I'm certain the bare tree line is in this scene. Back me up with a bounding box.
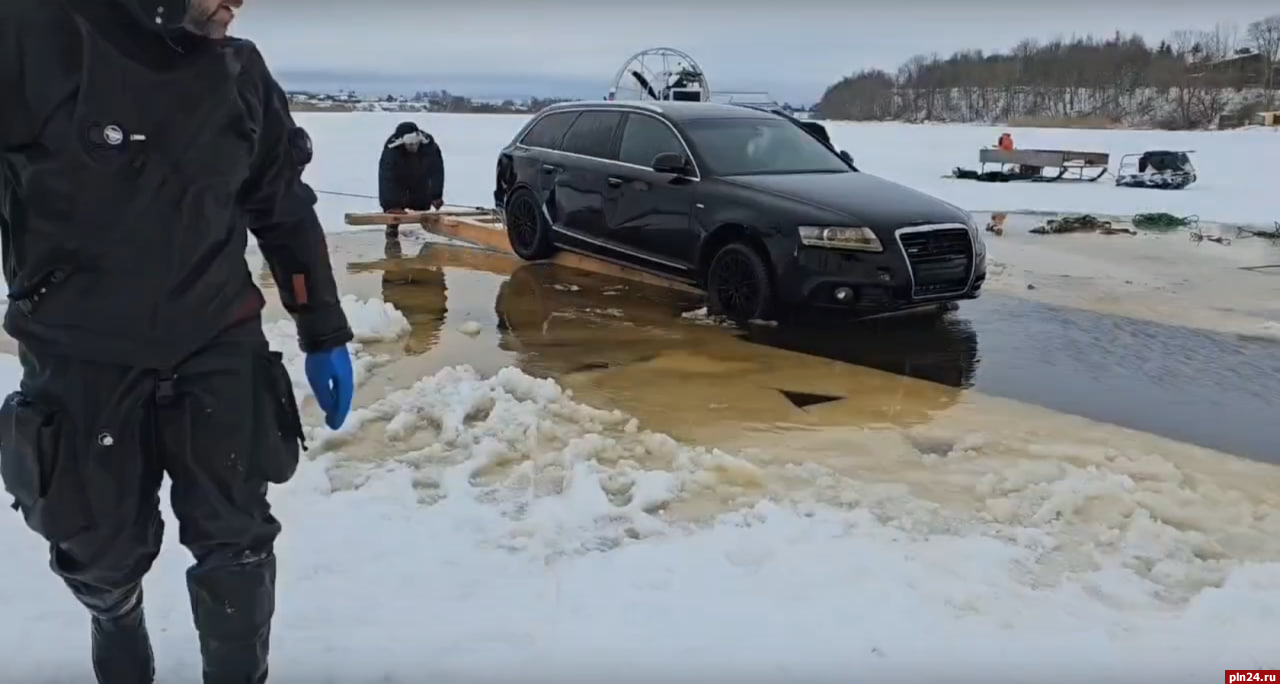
[816,15,1280,129]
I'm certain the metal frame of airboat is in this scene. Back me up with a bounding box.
[604,47,781,107]
[608,47,710,102]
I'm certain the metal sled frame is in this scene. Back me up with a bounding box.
[1114,150,1197,190]
[978,148,1110,182]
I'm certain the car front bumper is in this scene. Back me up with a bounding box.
[768,224,986,314]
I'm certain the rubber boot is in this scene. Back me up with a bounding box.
[188,552,277,684]
[90,589,155,684]
[384,234,403,260]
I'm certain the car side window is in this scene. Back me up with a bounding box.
[520,112,578,150]
[559,111,623,159]
[616,114,685,167]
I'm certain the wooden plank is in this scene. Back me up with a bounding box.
[420,214,513,251]
[380,245,523,280]
[344,209,492,226]
[419,214,701,294]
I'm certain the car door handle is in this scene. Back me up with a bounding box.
[541,164,561,174]
[606,177,624,187]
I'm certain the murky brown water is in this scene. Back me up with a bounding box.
[253,229,1280,596]
[319,229,1280,463]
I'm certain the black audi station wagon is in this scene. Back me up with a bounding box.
[493,100,986,321]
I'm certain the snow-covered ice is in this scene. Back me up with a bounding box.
[3,296,1280,681]
[297,113,1280,228]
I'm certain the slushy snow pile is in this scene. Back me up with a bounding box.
[3,297,1278,682]
[263,293,410,400]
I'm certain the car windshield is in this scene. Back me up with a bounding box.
[681,118,850,176]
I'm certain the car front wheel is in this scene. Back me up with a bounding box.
[705,242,776,322]
[504,189,556,261]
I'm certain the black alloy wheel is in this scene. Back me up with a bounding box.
[706,242,776,322]
[505,189,556,260]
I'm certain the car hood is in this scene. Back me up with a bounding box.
[721,172,970,229]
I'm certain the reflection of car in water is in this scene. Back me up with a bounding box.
[492,259,979,389]
[742,315,979,388]
[494,262,702,367]
[358,240,980,393]
[359,244,974,426]
[493,100,986,324]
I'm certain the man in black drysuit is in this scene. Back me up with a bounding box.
[378,121,445,237]
[0,1,356,682]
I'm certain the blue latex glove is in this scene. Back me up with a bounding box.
[304,346,354,430]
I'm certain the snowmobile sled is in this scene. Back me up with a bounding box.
[1115,150,1197,190]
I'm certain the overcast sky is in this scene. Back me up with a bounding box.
[234,0,1273,102]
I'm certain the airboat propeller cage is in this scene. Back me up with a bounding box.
[608,47,711,102]
[131,0,190,32]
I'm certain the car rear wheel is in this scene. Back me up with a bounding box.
[705,242,776,322]
[504,189,556,261]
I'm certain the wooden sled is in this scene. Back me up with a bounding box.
[342,208,700,294]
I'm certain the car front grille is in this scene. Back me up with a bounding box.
[896,226,974,299]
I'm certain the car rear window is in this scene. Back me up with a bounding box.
[682,118,850,176]
[519,111,578,150]
[559,111,623,159]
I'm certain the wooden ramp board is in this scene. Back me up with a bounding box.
[342,209,700,294]
[344,209,492,226]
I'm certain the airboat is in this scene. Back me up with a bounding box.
[605,47,778,106]
[604,47,848,159]
[1114,150,1197,190]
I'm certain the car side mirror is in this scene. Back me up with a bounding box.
[651,152,690,175]
[839,150,854,165]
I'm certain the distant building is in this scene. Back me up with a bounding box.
[1190,51,1280,88]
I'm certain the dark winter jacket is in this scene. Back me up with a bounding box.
[0,0,352,368]
[378,122,445,211]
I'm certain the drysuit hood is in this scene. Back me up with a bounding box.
[116,0,191,35]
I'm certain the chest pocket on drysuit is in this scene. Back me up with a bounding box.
[66,19,256,264]
[27,19,259,331]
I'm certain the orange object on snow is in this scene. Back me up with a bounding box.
[986,213,1007,236]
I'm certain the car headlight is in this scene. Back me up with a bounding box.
[797,225,882,252]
